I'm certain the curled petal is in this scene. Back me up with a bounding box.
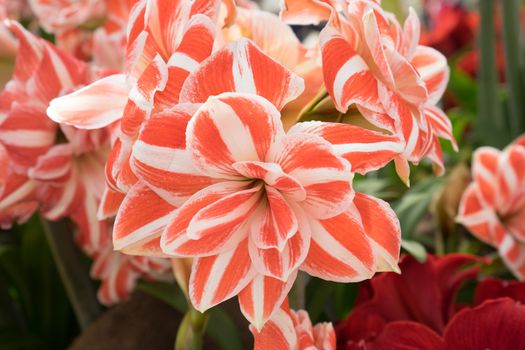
[47,74,128,129]
[273,133,353,219]
[412,45,449,105]
[186,92,285,178]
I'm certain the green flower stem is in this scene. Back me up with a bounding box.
[40,218,102,330]
[501,0,524,136]
[175,305,209,350]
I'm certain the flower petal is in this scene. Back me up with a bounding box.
[352,192,401,272]
[444,299,525,349]
[252,305,297,350]
[412,45,449,105]
[320,26,381,113]
[274,133,353,219]
[161,181,254,256]
[471,146,500,208]
[238,272,297,330]
[189,239,255,312]
[186,92,285,178]
[302,212,375,282]
[47,74,128,129]
[180,39,304,110]
[113,183,177,254]
[289,121,403,175]
[131,104,216,206]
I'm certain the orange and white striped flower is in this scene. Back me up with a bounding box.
[0,20,92,226]
[113,39,400,329]
[251,300,336,350]
[458,136,525,279]
[319,0,454,183]
[47,0,222,203]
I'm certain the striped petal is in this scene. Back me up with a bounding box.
[471,147,500,208]
[249,186,299,251]
[273,133,353,219]
[499,235,525,280]
[0,103,56,170]
[113,183,177,255]
[249,217,309,281]
[457,183,506,246]
[97,187,125,220]
[412,46,449,105]
[71,193,109,256]
[320,26,381,113]
[402,7,420,59]
[425,106,458,151]
[180,39,304,110]
[189,239,255,312]
[47,74,128,129]
[252,306,298,350]
[239,272,297,330]
[161,181,255,257]
[301,213,374,282]
[186,93,285,178]
[289,121,403,174]
[0,173,38,228]
[352,192,401,272]
[131,104,216,206]
[154,14,216,107]
[28,144,73,182]
[496,145,525,215]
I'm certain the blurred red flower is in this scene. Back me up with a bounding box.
[336,254,525,350]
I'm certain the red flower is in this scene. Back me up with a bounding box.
[336,254,525,349]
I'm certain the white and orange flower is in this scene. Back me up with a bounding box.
[458,135,525,279]
[252,300,336,350]
[112,39,400,329]
[317,0,455,183]
[47,0,222,212]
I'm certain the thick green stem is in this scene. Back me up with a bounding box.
[40,218,102,330]
[501,0,524,136]
[478,0,505,147]
[175,305,208,350]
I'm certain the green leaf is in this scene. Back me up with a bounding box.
[401,239,428,262]
[393,177,444,239]
[136,281,187,313]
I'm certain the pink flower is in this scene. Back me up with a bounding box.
[114,39,400,329]
[318,0,455,183]
[457,135,525,279]
[252,300,336,350]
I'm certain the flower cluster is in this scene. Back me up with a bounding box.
[0,0,458,346]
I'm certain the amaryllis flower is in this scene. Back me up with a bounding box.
[47,0,222,203]
[318,0,455,182]
[336,254,525,350]
[252,300,336,350]
[114,39,400,329]
[457,135,525,279]
[0,20,92,226]
[355,298,525,350]
[336,254,486,348]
